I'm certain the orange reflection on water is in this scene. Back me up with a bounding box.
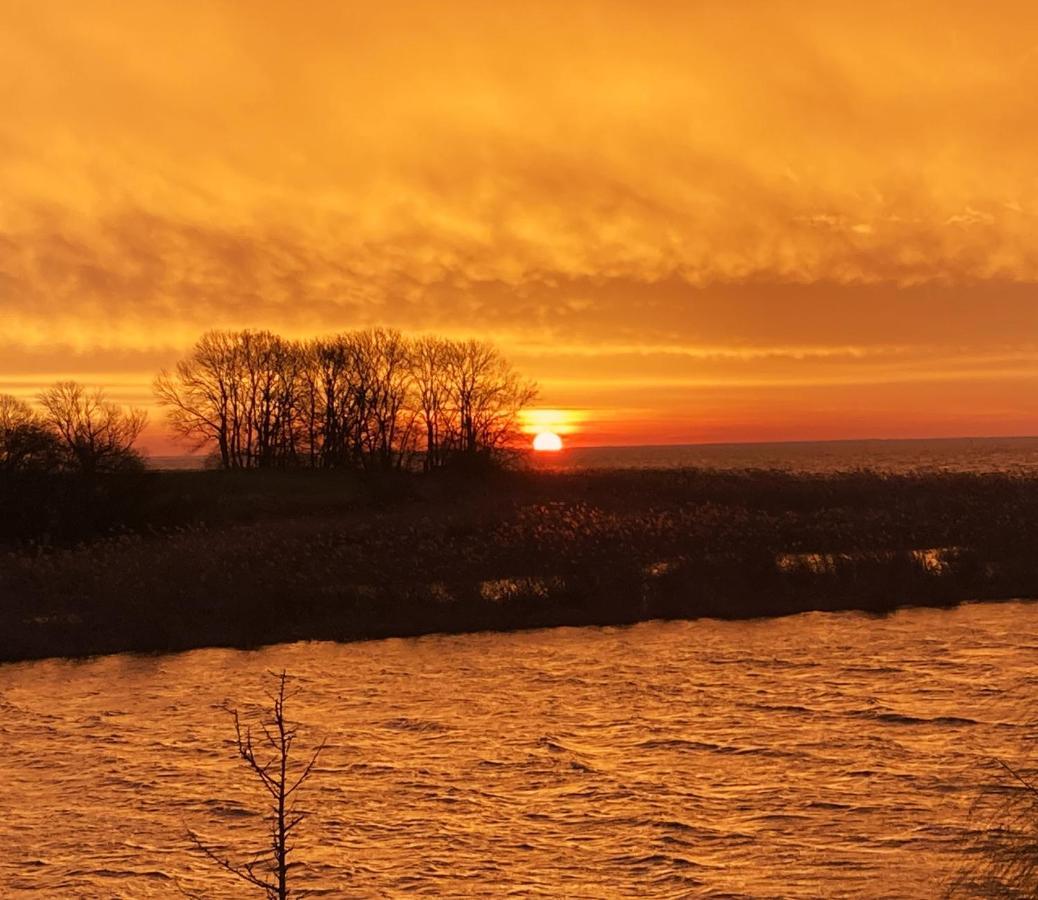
[1,603,1034,895]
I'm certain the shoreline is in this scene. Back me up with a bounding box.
[4,594,1035,666]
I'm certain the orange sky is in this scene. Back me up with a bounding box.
[3,0,1038,452]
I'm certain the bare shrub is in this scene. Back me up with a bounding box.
[947,757,1038,898]
[187,671,326,899]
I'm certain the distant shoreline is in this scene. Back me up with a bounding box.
[3,466,1038,662]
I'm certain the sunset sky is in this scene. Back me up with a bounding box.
[3,1,1038,451]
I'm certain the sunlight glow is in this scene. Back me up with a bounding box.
[532,431,563,452]
[519,408,585,436]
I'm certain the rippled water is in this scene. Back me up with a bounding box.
[538,437,1038,474]
[3,601,1037,898]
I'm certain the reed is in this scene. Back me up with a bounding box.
[2,466,1037,661]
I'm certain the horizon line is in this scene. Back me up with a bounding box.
[144,432,1038,458]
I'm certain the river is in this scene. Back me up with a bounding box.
[2,600,1036,897]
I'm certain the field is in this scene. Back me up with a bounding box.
[2,466,1038,661]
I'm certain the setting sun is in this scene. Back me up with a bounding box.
[532,431,563,452]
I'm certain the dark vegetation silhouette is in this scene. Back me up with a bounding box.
[947,757,1038,897]
[154,327,536,471]
[186,671,324,900]
[38,381,147,474]
[0,325,531,563]
[0,383,148,555]
[0,394,64,473]
[4,465,1038,661]
[1,386,144,475]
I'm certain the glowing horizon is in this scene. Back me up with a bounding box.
[4,1,1038,451]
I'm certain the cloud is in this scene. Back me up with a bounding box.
[3,1,1038,443]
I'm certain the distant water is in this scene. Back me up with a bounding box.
[147,454,213,470]
[539,437,1038,474]
[150,436,1038,474]
[2,601,1036,897]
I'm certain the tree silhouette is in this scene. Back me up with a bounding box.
[445,338,537,459]
[411,335,452,471]
[156,328,537,470]
[37,381,147,474]
[0,393,63,472]
[188,671,325,899]
[155,330,301,470]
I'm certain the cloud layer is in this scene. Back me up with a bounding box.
[2,1,1038,446]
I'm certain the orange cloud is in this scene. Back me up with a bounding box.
[3,1,1038,447]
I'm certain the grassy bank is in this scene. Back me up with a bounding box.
[2,467,1037,661]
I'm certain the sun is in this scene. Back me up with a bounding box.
[532,431,564,452]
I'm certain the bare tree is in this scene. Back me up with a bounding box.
[445,339,537,461]
[156,330,306,469]
[300,333,367,469]
[239,331,303,469]
[189,671,325,899]
[411,336,454,471]
[155,330,243,468]
[403,336,538,469]
[0,394,62,472]
[37,381,146,474]
[293,329,418,471]
[355,328,417,471]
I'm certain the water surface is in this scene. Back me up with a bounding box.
[2,601,1036,897]
[537,437,1038,474]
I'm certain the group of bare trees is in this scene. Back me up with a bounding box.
[155,328,537,470]
[0,328,534,475]
[0,384,146,474]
